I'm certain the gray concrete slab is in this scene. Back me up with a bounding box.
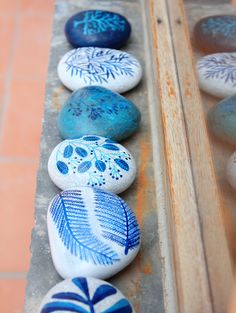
[24,1,165,312]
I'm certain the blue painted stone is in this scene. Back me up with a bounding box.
[39,277,134,313]
[193,15,236,53]
[207,95,236,145]
[47,188,140,279]
[65,10,131,49]
[58,86,141,141]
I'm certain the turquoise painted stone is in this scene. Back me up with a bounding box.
[58,86,141,141]
[207,95,236,145]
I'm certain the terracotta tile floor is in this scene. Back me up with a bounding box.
[0,0,54,312]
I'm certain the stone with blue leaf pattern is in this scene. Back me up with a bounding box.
[58,86,141,141]
[193,15,236,53]
[39,276,135,313]
[57,47,142,93]
[47,188,140,279]
[48,136,136,194]
[65,10,131,49]
[197,53,236,99]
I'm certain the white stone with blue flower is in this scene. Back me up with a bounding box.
[57,47,142,93]
[48,136,136,194]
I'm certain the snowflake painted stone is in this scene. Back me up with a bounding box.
[207,95,236,145]
[196,53,236,98]
[39,276,135,313]
[226,152,236,190]
[57,47,142,93]
[193,15,236,53]
[58,86,141,141]
[47,188,140,279]
[48,136,136,194]
[65,10,131,49]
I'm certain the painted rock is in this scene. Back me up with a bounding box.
[57,47,142,93]
[47,188,141,279]
[197,53,236,99]
[39,276,135,313]
[226,152,236,190]
[193,15,236,53]
[48,136,136,194]
[65,10,131,49]
[207,95,236,145]
[58,86,141,141]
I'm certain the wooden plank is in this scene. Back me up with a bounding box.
[149,0,213,312]
[168,1,234,312]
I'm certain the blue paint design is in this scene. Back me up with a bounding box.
[56,161,69,174]
[198,54,236,86]
[202,16,236,38]
[73,11,126,35]
[64,145,73,158]
[55,136,132,187]
[94,190,140,255]
[64,48,139,85]
[50,190,119,264]
[40,277,133,313]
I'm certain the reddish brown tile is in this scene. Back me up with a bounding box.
[0,79,45,158]
[0,162,37,272]
[0,0,19,14]
[0,16,16,78]
[0,279,27,313]
[20,0,54,14]
[12,14,52,78]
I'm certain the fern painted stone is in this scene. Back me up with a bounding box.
[196,53,236,99]
[39,277,135,313]
[226,151,236,190]
[207,95,236,145]
[48,136,136,194]
[47,188,140,279]
[65,10,131,49]
[57,47,142,93]
[58,86,141,141]
[193,15,236,53]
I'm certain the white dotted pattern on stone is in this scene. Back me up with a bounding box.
[57,47,142,93]
[47,188,140,280]
[48,136,136,194]
[38,276,135,313]
[196,53,236,98]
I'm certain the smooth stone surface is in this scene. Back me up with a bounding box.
[207,95,236,145]
[47,188,141,279]
[193,15,236,53]
[58,86,141,141]
[57,47,142,93]
[39,276,135,313]
[226,151,236,190]
[65,10,131,49]
[48,136,136,194]
[197,53,236,99]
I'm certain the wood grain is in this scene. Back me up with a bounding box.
[149,0,234,312]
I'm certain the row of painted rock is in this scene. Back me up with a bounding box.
[193,15,236,192]
[39,9,140,313]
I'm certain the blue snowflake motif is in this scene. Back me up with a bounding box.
[55,136,132,188]
[198,53,236,86]
[64,47,139,84]
[202,16,236,38]
[73,10,126,35]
